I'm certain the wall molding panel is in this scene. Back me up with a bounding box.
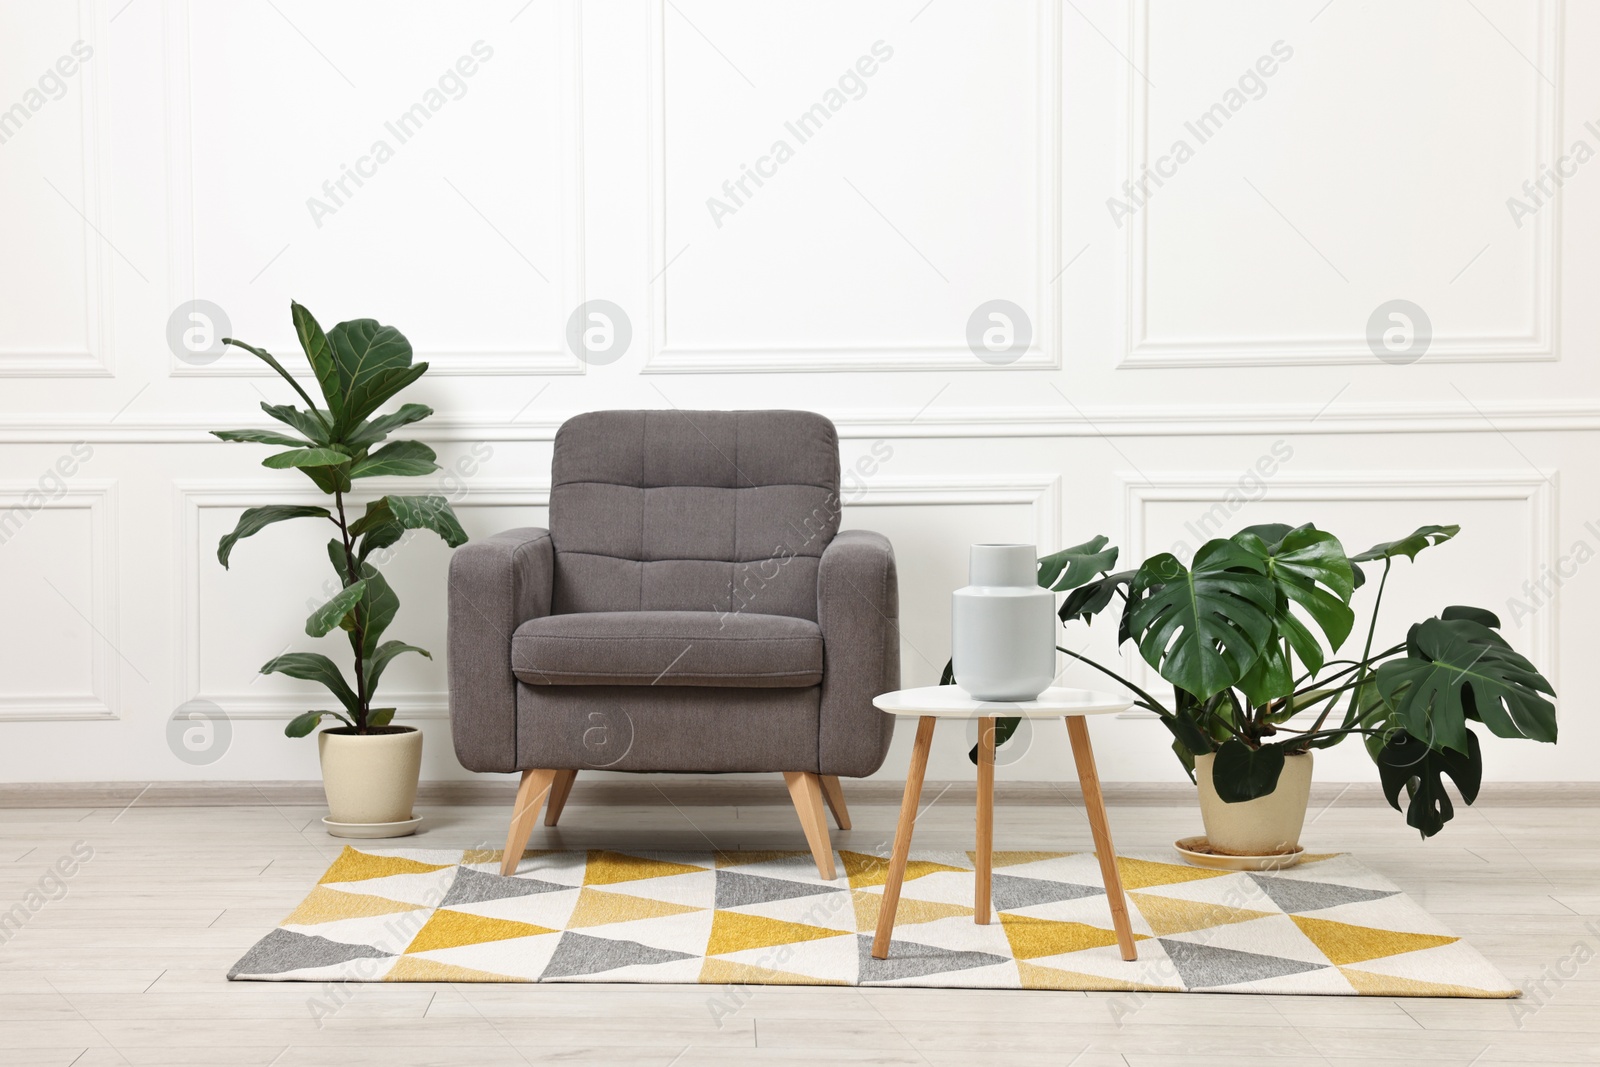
[1,0,113,378]
[1120,0,1563,368]
[642,0,1063,373]
[161,0,587,378]
[0,479,119,720]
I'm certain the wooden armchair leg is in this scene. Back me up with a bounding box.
[501,769,557,876]
[818,774,852,830]
[784,772,838,880]
[544,770,578,826]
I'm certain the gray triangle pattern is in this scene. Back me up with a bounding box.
[857,934,1010,983]
[441,866,572,907]
[1158,937,1326,989]
[715,870,844,909]
[1246,873,1399,914]
[227,928,392,979]
[540,931,696,980]
[990,873,1103,913]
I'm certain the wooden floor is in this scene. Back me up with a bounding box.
[0,781,1595,1066]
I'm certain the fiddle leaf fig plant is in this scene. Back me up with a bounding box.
[211,302,467,738]
[953,523,1557,837]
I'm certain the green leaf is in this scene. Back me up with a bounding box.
[1036,536,1118,592]
[1351,524,1460,563]
[353,564,401,660]
[222,338,330,428]
[1375,728,1482,837]
[1235,639,1293,709]
[1210,738,1287,803]
[291,302,343,421]
[212,427,310,448]
[262,447,351,470]
[1233,523,1296,552]
[1374,617,1557,754]
[285,710,348,738]
[1160,710,1213,760]
[326,319,424,434]
[351,495,468,558]
[1234,524,1357,674]
[261,402,332,446]
[344,403,434,449]
[1441,604,1502,629]
[1127,542,1275,701]
[217,505,330,568]
[261,653,358,715]
[1059,569,1137,627]
[939,659,955,686]
[349,440,439,479]
[305,581,367,638]
[365,640,430,694]
[367,708,397,727]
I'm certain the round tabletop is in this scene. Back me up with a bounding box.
[872,685,1132,719]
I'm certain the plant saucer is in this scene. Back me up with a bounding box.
[1175,835,1304,871]
[323,815,423,839]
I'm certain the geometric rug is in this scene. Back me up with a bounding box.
[228,846,1517,996]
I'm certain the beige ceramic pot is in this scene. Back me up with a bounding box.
[1195,750,1313,855]
[317,726,423,836]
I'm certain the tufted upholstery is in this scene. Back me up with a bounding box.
[548,410,840,620]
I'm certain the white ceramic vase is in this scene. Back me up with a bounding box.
[317,726,424,838]
[951,543,1055,701]
[1195,750,1314,855]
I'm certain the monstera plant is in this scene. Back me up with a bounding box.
[955,523,1557,842]
[210,302,468,835]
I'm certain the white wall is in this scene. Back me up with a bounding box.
[1,0,1595,786]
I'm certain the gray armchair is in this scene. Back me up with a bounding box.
[447,409,900,878]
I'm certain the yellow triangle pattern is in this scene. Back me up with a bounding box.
[1113,856,1228,890]
[1338,966,1516,999]
[462,848,560,866]
[1000,914,1148,960]
[405,909,557,954]
[707,911,845,956]
[713,850,804,869]
[851,890,973,932]
[1291,915,1458,966]
[840,850,965,890]
[566,887,702,929]
[1017,961,1171,992]
[699,957,846,987]
[975,850,1074,868]
[318,847,451,885]
[583,850,707,886]
[1129,891,1275,937]
[384,955,527,983]
[282,885,421,926]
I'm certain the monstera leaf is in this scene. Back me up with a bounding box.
[1127,541,1275,701]
[1210,738,1293,803]
[1036,536,1118,592]
[1235,524,1356,668]
[1352,524,1459,563]
[1059,569,1138,628]
[1376,728,1483,837]
[1374,616,1557,755]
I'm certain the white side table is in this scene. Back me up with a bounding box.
[870,685,1138,961]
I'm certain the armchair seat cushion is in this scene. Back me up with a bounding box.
[512,610,823,688]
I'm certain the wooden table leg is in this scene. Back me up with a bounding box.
[975,716,995,924]
[1066,716,1138,961]
[871,715,937,960]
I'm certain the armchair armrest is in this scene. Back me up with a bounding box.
[447,528,554,772]
[816,529,900,777]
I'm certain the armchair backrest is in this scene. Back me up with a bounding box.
[549,410,841,620]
